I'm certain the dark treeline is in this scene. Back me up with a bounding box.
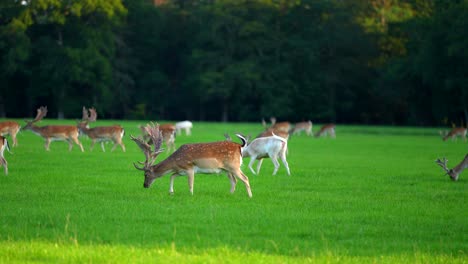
[0,0,467,126]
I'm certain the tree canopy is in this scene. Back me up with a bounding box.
[1,0,466,126]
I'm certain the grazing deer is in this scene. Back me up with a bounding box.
[292,121,313,136]
[242,133,290,176]
[23,106,84,152]
[131,123,252,197]
[440,127,467,142]
[140,123,176,153]
[0,136,9,175]
[315,124,336,138]
[270,118,291,133]
[175,121,193,136]
[435,154,468,181]
[78,107,126,152]
[0,121,20,147]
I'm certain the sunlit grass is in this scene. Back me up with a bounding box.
[0,120,466,262]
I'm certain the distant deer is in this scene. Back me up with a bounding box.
[315,124,336,138]
[435,154,468,181]
[0,136,9,175]
[140,123,176,153]
[23,106,84,152]
[131,123,252,197]
[292,121,313,136]
[0,121,20,147]
[78,107,126,152]
[440,127,467,142]
[175,121,192,136]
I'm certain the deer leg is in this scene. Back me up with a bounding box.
[271,154,280,175]
[226,172,237,193]
[45,138,51,151]
[12,134,17,147]
[281,153,291,176]
[256,158,264,175]
[101,142,106,152]
[67,139,73,151]
[120,142,126,152]
[187,169,195,195]
[169,173,178,194]
[232,169,252,198]
[0,157,7,175]
[248,157,258,175]
[73,137,84,152]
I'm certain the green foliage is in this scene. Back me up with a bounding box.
[0,121,466,262]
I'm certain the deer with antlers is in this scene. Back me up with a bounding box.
[0,121,20,147]
[23,106,84,152]
[131,123,252,197]
[0,136,9,175]
[140,123,176,153]
[78,107,126,152]
[435,155,468,181]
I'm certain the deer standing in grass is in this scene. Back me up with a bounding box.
[435,154,468,181]
[292,121,313,136]
[78,107,125,152]
[0,136,9,175]
[131,124,252,197]
[440,127,467,142]
[140,123,176,153]
[0,121,20,147]
[267,117,291,133]
[175,121,192,136]
[242,133,290,176]
[23,106,84,152]
[315,124,336,138]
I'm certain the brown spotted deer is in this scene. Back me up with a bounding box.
[269,117,291,133]
[78,107,125,152]
[23,106,84,152]
[131,123,252,197]
[292,121,313,136]
[440,127,467,142]
[0,121,20,147]
[315,123,336,138]
[0,136,9,175]
[435,154,468,181]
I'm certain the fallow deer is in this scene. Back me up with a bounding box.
[175,121,192,136]
[0,136,9,175]
[78,107,125,152]
[0,121,20,147]
[315,123,336,138]
[435,154,468,181]
[23,106,84,152]
[292,121,313,136]
[140,123,176,153]
[440,127,467,142]
[131,123,252,197]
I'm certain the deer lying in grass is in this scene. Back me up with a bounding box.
[435,155,468,181]
[175,121,192,136]
[0,121,20,147]
[23,106,84,152]
[0,136,9,175]
[132,123,252,197]
[78,107,126,152]
[292,121,313,136]
[440,127,467,142]
[315,123,336,138]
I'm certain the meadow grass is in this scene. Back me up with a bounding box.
[0,120,466,263]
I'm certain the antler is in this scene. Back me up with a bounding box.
[88,108,97,122]
[131,123,164,170]
[32,106,47,123]
[435,157,451,175]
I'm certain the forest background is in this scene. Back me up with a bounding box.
[0,0,467,126]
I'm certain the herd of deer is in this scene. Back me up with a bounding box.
[0,108,466,196]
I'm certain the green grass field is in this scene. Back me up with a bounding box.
[0,120,466,263]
